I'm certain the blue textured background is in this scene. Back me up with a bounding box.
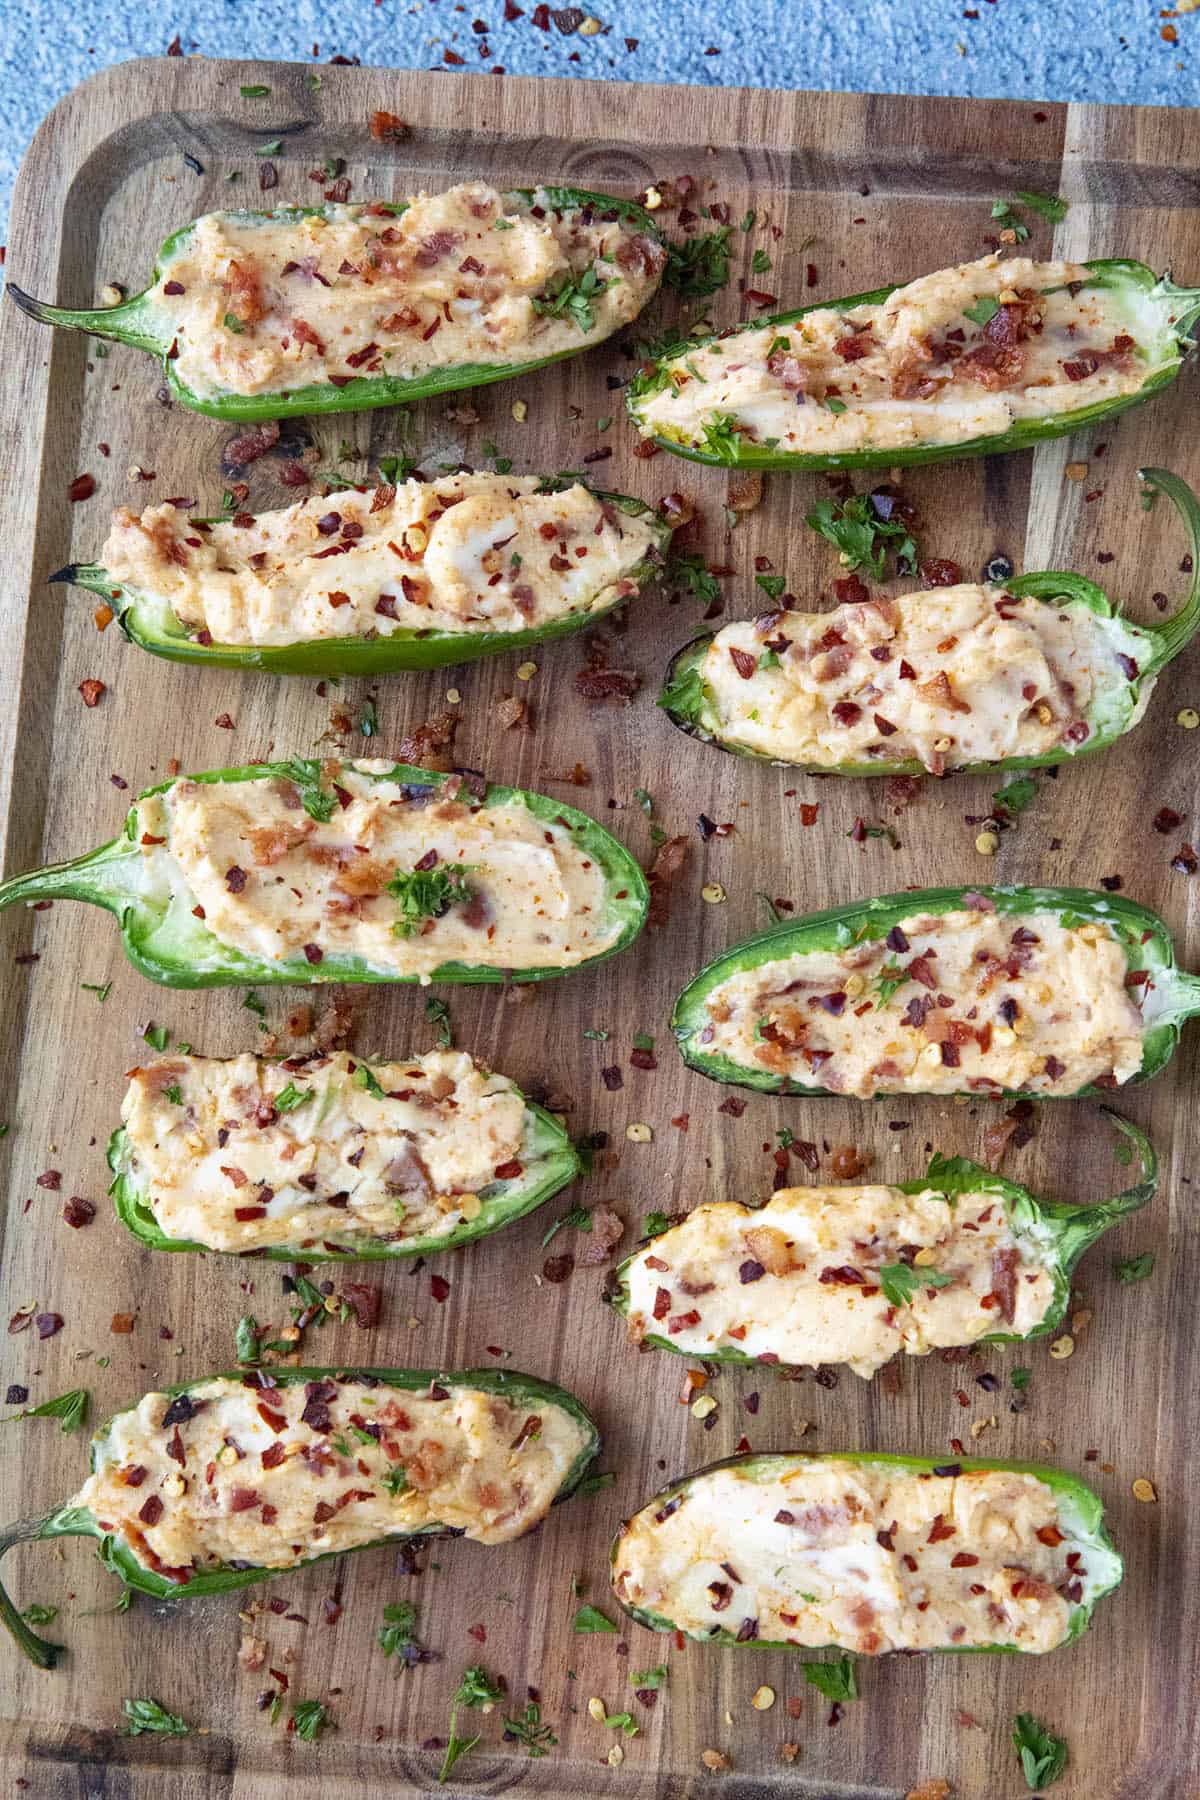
[0,1,1196,233]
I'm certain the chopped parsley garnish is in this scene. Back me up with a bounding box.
[756,892,783,926]
[163,1083,183,1105]
[381,1464,409,1496]
[272,1081,312,1114]
[353,1062,387,1100]
[234,1315,260,1363]
[1011,1366,1031,1391]
[801,1655,858,1702]
[388,863,475,937]
[755,573,787,601]
[243,990,266,1018]
[878,1262,952,1307]
[666,551,721,607]
[989,199,1031,242]
[21,1603,58,1625]
[963,294,1001,327]
[503,1699,558,1758]
[751,248,772,274]
[255,138,283,157]
[425,996,454,1049]
[358,698,379,738]
[532,264,609,333]
[377,452,418,484]
[757,649,781,670]
[633,788,654,818]
[872,961,910,1006]
[992,776,1038,821]
[805,491,918,579]
[143,1023,170,1052]
[823,396,847,414]
[222,313,244,333]
[572,1602,618,1634]
[699,411,742,460]
[632,1031,655,1052]
[577,1470,617,1496]
[378,1599,419,1659]
[439,1665,505,1783]
[291,1699,331,1741]
[542,1205,591,1247]
[629,1662,668,1689]
[274,758,336,823]
[663,226,732,299]
[240,83,271,97]
[1114,1251,1154,1284]
[4,1387,89,1434]
[641,1210,670,1239]
[122,1698,192,1737]
[583,1027,610,1041]
[776,1127,795,1149]
[81,981,112,1002]
[1012,1712,1068,1789]
[1012,189,1069,223]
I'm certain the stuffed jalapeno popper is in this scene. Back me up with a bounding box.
[628,254,1200,470]
[0,759,647,988]
[610,1114,1153,1374]
[56,475,670,677]
[661,467,1199,776]
[0,1367,598,1667]
[611,1452,1121,1655]
[674,885,1200,1099]
[9,184,666,420]
[110,1048,578,1260]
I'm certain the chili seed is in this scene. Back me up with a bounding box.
[1132,1477,1158,1503]
[750,1686,775,1711]
[1176,708,1199,729]
[626,1122,653,1143]
[1049,1334,1074,1359]
[701,883,726,904]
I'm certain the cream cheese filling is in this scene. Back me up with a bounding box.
[638,255,1155,455]
[74,1376,589,1571]
[613,1461,1090,1654]
[699,908,1145,1097]
[623,1185,1055,1375]
[134,761,624,975]
[699,586,1147,771]
[101,476,660,646]
[154,183,664,400]
[121,1049,531,1251]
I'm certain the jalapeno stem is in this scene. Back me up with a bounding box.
[1136,468,1200,673]
[6,284,167,356]
[0,838,137,918]
[0,1512,70,1668]
[1153,273,1200,347]
[1041,1110,1157,1272]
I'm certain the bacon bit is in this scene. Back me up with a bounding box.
[110,1312,136,1334]
[397,710,458,771]
[917,670,970,712]
[94,603,114,631]
[62,1196,95,1228]
[729,646,758,680]
[370,111,411,142]
[834,572,869,605]
[430,1274,450,1303]
[69,474,96,502]
[223,420,280,468]
[342,1282,382,1328]
[542,1253,574,1284]
[225,866,247,894]
[139,1494,164,1526]
[646,833,690,929]
[920,559,962,587]
[727,471,763,514]
[575,667,641,702]
[230,1487,260,1513]
[79,678,106,707]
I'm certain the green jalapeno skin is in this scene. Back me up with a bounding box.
[673,884,1200,1099]
[7,188,664,422]
[660,467,1200,773]
[628,261,1200,470]
[608,1110,1154,1363]
[107,1089,579,1261]
[610,1449,1121,1653]
[0,1365,599,1667]
[0,760,649,990]
[51,487,672,677]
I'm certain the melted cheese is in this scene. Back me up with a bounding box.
[74,1375,589,1571]
[120,1049,531,1251]
[697,587,1147,771]
[613,1460,1093,1654]
[134,760,625,975]
[154,184,664,401]
[623,1185,1055,1376]
[101,477,660,646]
[699,908,1145,1097]
[637,255,1156,455]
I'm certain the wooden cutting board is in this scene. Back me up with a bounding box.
[0,54,1197,1800]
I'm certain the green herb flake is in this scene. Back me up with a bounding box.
[801,1655,858,1702]
[1012,1713,1068,1790]
[240,83,271,97]
[234,1315,260,1364]
[543,1205,592,1247]
[776,1127,795,1149]
[275,758,336,823]
[532,263,609,334]
[879,1262,952,1307]
[823,396,847,414]
[805,491,919,579]
[666,550,722,607]
[255,139,283,157]
[629,1662,668,1689]
[388,863,475,937]
[272,1081,312,1116]
[751,248,772,274]
[425,996,454,1049]
[378,1599,419,1659]
[756,891,783,926]
[143,1023,170,1052]
[21,1602,58,1625]
[292,1699,331,1742]
[1012,189,1069,223]
[989,199,1031,242]
[222,312,244,333]
[663,227,732,300]
[242,990,266,1018]
[353,1062,387,1100]
[439,1665,505,1783]
[578,1470,617,1497]
[381,1464,409,1497]
[572,1602,618,1634]
[81,981,112,1002]
[632,1031,655,1053]
[755,573,786,601]
[358,698,379,739]
[992,776,1038,820]
[377,453,417,484]
[503,1698,558,1758]
[633,788,654,818]
[4,1387,90,1434]
[1114,1251,1154,1284]
[963,294,1001,327]
[123,1698,192,1737]
[642,1210,670,1239]
[583,1027,610,1041]
[163,1083,183,1105]
[601,1710,639,1736]
[872,961,910,1007]
[1011,1366,1031,1391]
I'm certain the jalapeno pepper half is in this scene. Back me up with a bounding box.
[52,480,671,678]
[108,1048,580,1261]
[0,759,648,989]
[0,1366,598,1667]
[608,1110,1154,1369]
[611,1450,1121,1655]
[660,468,1200,776]
[673,884,1200,1100]
[628,258,1200,471]
[8,186,666,422]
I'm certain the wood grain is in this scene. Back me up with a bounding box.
[0,56,1197,1799]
